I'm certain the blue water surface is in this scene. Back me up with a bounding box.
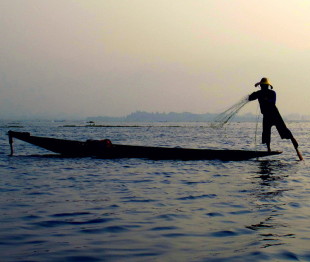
[0,120,310,262]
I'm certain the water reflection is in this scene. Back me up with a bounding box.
[247,160,297,249]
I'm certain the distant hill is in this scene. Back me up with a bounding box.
[87,111,309,122]
[87,111,260,122]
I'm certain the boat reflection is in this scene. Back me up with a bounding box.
[246,160,297,249]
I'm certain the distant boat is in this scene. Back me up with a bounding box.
[8,131,281,161]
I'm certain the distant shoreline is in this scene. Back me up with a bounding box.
[86,111,310,123]
[1,111,310,122]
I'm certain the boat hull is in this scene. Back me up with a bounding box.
[8,131,282,161]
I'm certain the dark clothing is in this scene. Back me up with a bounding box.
[249,89,292,144]
[249,89,276,114]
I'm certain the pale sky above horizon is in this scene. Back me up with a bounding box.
[0,0,309,119]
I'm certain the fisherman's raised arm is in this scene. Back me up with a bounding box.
[248,91,258,101]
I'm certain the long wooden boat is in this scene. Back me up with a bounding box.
[8,131,282,161]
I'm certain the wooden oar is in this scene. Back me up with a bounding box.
[291,136,303,161]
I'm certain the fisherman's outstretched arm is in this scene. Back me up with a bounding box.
[248,91,258,101]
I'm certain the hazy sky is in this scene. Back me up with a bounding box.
[1,0,309,119]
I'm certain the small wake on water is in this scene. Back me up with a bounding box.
[210,96,250,129]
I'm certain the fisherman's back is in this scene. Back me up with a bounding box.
[249,89,276,115]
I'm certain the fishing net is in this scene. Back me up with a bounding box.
[210,96,250,129]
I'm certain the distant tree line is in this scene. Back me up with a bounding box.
[87,111,268,122]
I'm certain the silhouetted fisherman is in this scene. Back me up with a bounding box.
[248,77,298,152]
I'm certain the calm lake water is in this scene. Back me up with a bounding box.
[0,120,310,262]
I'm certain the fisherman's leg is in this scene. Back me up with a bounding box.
[262,117,272,152]
[274,121,300,151]
[273,109,294,140]
[275,121,293,140]
[273,116,300,150]
[262,136,271,151]
[291,136,299,148]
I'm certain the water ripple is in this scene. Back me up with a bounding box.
[1,122,310,261]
